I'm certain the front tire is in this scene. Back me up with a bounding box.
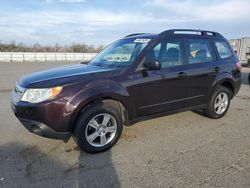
[204,86,231,119]
[73,102,123,153]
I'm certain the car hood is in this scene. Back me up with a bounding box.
[18,64,119,88]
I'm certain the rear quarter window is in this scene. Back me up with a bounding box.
[187,39,214,64]
[215,41,233,59]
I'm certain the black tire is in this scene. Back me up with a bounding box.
[73,102,123,153]
[204,86,232,119]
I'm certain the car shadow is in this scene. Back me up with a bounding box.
[192,109,205,117]
[77,149,120,188]
[0,142,120,188]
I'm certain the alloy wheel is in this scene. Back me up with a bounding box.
[85,113,117,147]
[214,92,229,115]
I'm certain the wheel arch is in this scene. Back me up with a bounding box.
[211,72,236,98]
[69,92,132,132]
[220,81,234,97]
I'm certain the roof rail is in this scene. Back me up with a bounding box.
[124,33,150,38]
[159,29,223,38]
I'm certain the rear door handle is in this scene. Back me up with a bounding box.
[214,67,220,72]
[207,66,220,76]
[178,72,187,79]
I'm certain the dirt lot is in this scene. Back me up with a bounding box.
[0,62,250,188]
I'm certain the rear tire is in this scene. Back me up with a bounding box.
[73,102,123,153]
[204,86,232,119]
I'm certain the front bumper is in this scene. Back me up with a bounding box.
[10,86,75,142]
[19,118,71,142]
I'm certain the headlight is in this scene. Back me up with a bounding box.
[21,86,62,103]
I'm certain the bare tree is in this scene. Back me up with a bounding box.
[0,42,104,53]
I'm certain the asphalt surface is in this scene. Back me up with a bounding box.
[0,62,250,188]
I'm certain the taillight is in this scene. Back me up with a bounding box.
[236,61,241,71]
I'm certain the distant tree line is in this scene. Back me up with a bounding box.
[0,41,104,53]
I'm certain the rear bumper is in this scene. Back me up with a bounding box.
[19,118,71,142]
[233,77,242,97]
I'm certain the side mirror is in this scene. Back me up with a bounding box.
[143,60,161,70]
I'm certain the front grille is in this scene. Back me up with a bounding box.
[11,84,26,103]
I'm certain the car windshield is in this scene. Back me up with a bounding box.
[90,38,150,67]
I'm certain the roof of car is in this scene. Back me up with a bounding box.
[124,29,225,40]
[124,33,158,39]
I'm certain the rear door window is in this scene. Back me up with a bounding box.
[215,41,233,59]
[187,39,214,64]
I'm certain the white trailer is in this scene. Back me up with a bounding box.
[229,37,250,67]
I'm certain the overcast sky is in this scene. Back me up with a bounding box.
[0,0,249,46]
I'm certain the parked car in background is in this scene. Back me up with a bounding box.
[10,29,242,153]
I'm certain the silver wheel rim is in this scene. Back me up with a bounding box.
[214,92,229,115]
[85,113,117,147]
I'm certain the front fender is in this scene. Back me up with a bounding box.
[66,82,133,131]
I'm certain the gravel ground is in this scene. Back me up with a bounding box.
[0,62,249,188]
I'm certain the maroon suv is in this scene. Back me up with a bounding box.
[10,29,242,153]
